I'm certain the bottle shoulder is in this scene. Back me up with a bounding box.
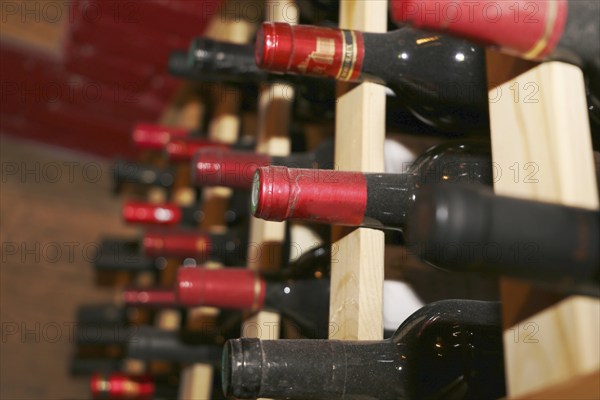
[408,141,493,185]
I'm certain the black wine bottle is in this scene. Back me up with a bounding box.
[194,137,420,190]
[76,303,148,326]
[75,325,222,364]
[406,184,600,296]
[392,0,600,118]
[180,38,462,133]
[112,159,176,192]
[173,40,337,123]
[69,357,125,376]
[256,23,489,133]
[251,141,492,230]
[223,299,505,399]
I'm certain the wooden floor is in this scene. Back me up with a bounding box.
[1,135,139,399]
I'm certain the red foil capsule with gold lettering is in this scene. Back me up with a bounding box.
[255,21,490,133]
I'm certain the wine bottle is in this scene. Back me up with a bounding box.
[122,200,249,229]
[165,136,255,162]
[75,325,223,364]
[142,228,246,260]
[193,138,335,189]
[112,159,176,191]
[92,237,168,272]
[95,229,248,268]
[176,245,331,338]
[223,299,505,399]
[182,38,463,132]
[391,0,600,107]
[70,358,126,375]
[406,184,600,296]
[255,22,489,133]
[193,137,420,190]
[76,303,147,326]
[251,141,492,230]
[132,123,192,150]
[176,39,338,124]
[90,373,179,400]
[120,201,208,227]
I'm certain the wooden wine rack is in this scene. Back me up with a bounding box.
[179,0,599,398]
[329,2,387,341]
[487,56,600,398]
[175,1,257,398]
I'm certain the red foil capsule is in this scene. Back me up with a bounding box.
[122,202,182,225]
[142,229,211,258]
[131,123,189,150]
[122,288,176,307]
[193,148,271,189]
[176,267,265,310]
[256,22,364,81]
[90,373,155,400]
[252,166,368,225]
[165,138,231,162]
[390,0,567,60]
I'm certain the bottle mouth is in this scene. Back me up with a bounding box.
[250,168,281,220]
[167,50,191,77]
[250,171,261,216]
[189,37,215,70]
[250,166,293,221]
[222,339,262,399]
[221,341,234,397]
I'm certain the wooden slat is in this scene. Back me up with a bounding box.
[328,1,387,341]
[487,53,600,398]
[176,2,256,398]
[242,0,297,344]
[178,364,214,400]
[512,369,600,400]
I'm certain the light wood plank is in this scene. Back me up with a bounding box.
[511,369,600,400]
[178,3,255,397]
[488,54,600,398]
[242,0,298,342]
[329,1,387,341]
[178,364,214,400]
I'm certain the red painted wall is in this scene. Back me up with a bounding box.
[1,0,222,158]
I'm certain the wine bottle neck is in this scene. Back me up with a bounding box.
[271,138,335,170]
[112,160,175,189]
[223,338,405,399]
[126,329,222,364]
[252,166,415,229]
[262,278,330,338]
[190,38,268,82]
